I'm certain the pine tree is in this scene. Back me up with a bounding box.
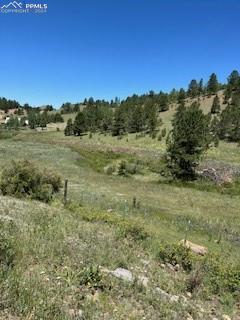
[158,92,169,111]
[73,112,86,136]
[28,112,37,129]
[207,73,218,95]
[178,88,186,105]
[144,102,158,134]
[64,118,74,136]
[129,105,144,133]
[188,79,199,98]
[198,79,204,95]
[167,102,211,180]
[210,116,220,147]
[211,95,221,114]
[227,70,240,91]
[112,107,126,136]
[219,93,240,142]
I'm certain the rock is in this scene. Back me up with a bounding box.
[155,287,170,300]
[169,295,179,303]
[179,240,208,256]
[186,314,193,320]
[138,275,149,287]
[222,315,231,320]
[155,287,179,303]
[166,263,175,271]
[68,309,84,319]
[160,263,165,268]
[111,268,133,282]
[186,291,192,298]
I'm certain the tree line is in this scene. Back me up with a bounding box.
[5,111,64,130]
[167,70,240,180]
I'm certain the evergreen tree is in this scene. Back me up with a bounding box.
[128,105,144,133]
[6,116,20,130]
[73,112,86,136]
[178,88,186,105]
[227,70,240,92]
[100,107,113,132]
[219,93,240,142]
[28,112,37,129]
[211,95,221,114]
[54,113,64,123]
[64,118,74,136]
[112,106,126,136]
[207,73,219,95]
[198,79,204,95]
[210,116,220,147]
[39,114,47,130]
[144,103,158,134]
[167,102,211,180]
[188,79,199,98]
[158,92,169,111]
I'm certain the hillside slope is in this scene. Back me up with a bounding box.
[0,195,236,320]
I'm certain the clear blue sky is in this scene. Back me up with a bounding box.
[0,0,239,107]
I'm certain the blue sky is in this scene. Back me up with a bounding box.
[0,0,239,107]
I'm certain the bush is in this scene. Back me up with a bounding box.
[103,164,115,175]
[67,204,150,241]
[157,243,194,271]
[115,160,127,176]
[0,160,62,203]
[104,160,140,176]
[79,265,105,290]
[201,254,240,294]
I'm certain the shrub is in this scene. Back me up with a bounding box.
[125,162,138,175]
[105,160,140,176]
[115,160,127,176]
[116,219,149,241]
[0,160,62,203]
[157,243,194,271]
[79,265,105,290]
[103,164,115,175]
[67,204,149,241]
[201,254,240,294]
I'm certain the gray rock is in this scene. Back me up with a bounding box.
[111,268,133,282]
[155,287,179,303]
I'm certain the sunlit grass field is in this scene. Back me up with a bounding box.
[0,92,239,318]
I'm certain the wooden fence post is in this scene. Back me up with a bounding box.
[63,179,68,206]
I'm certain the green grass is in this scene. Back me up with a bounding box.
[9,132,240,244]
[0,123,239,318]
[0,195,238,319]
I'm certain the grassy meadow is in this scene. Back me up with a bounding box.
[0,97,240,319]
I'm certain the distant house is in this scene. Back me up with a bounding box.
[4,116,10,124]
